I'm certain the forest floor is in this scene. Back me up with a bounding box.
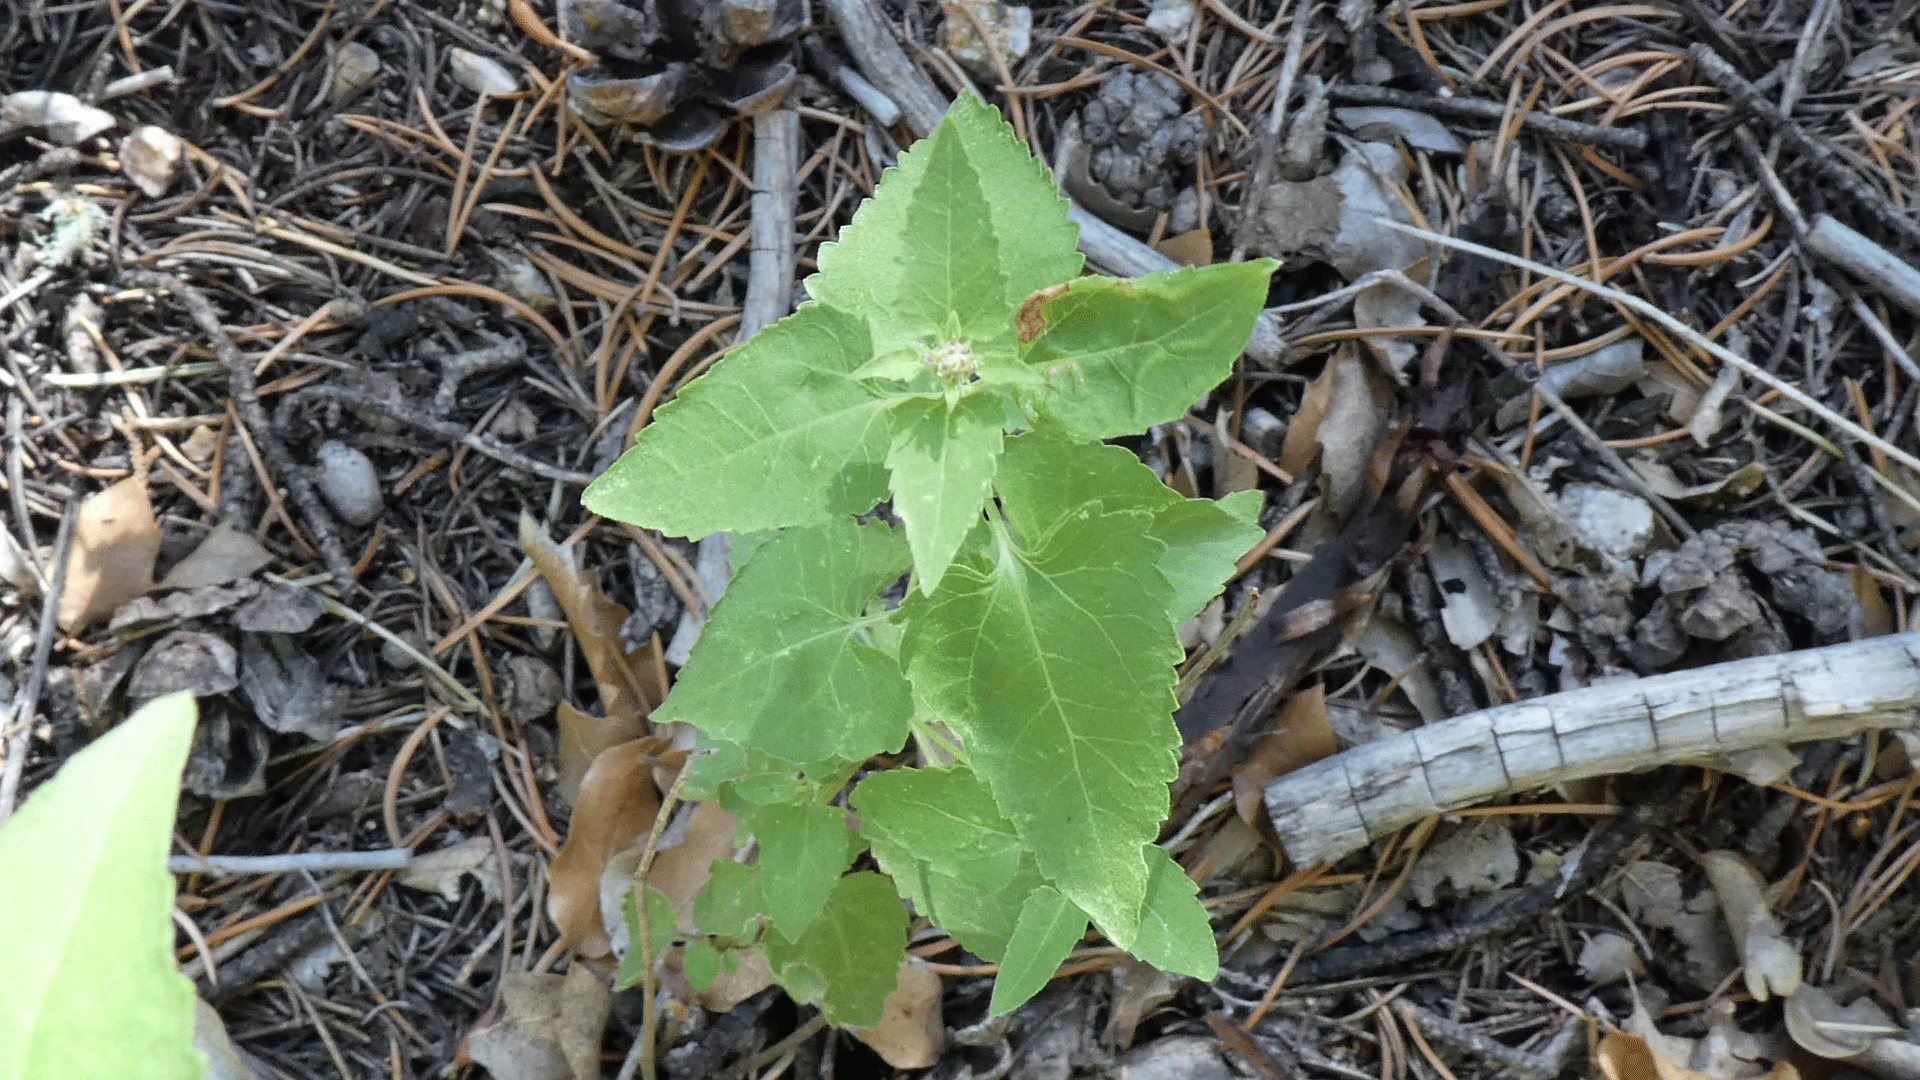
[2,0,1920,1077]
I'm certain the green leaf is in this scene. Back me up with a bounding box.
[614,887,683,991]
[583,303,893,536]
[853,765,1022,888]
[1130,847,1218,980]
[693,860,763,941]
[904,505,1183,944]
[1021,261,1279,440]
[895,119,1012,348]
[658,520,912,765]
[682,939,723,990]
[885,396,1003,594]
[988,887,1086,1016]
[0,692,202,1080]
[995,434,1266,625]
[763,873,907,1027]
[737,799,860,936]
[810,95,1082,363]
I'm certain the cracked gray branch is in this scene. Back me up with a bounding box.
[1265,633,1920,866]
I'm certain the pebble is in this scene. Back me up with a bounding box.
[314,440,383,526]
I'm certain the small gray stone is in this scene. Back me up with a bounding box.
[314,440,382,526]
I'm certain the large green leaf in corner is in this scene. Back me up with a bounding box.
[0,692,202,1080]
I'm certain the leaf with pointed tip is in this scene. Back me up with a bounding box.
[763,873,907,1028]
[994,434,1266,625]
[583,303,893,537]
[810,95,1082,363]
[886,396,1003,593]
[895,120,1012,348]
[1021,261,1279,441]
[903,506,1182,945]
[0,693,202,1080]
[1129,846,1218,980]
[737,799,861,936]
[656,520,912,766]
[988,887,1087,1016]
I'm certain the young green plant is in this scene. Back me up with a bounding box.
[586,94,1276,1022]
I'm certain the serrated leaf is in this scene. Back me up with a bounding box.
[904,507,1182,944]
[658,520,912,765]
[988,887,1087,1016]
[1130,847,1218,979]
[896,120,1012,347]
[886,396,1003,594]
[995,434,1266,625]
[614,887,682,991]
[853,765,1022,887]
[0,692,202,1080]
[763,873,907,1027]
[1021,261,1279,440]
[810,95,1082,363]
[584,303,893,536]
[738,799,860,936]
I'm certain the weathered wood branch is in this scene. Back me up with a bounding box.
[1265,633,1920,866]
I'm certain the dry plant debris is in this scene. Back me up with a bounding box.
[3,0,1920,1077]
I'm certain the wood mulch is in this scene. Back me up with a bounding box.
[2,0,1918,1077]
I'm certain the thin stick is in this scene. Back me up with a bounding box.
[1368,218,1920,481]
[0,499,77,823]
[167,849,412,875]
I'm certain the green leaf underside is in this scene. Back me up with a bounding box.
[854,766,1022,889]
[988,887,1088,1016]
[886,396,1003,593]
[763,873,906,1028]
[583,303,892,537]
[739,799,860,937]
[1022,261,1281,441]
[810,95,1082,363]
[657,521,912,766]
[0,693,202,1080]
[994,434,1267,625]
[904,506,1182,945]
[1131,847,1219,979]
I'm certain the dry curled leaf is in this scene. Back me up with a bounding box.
[1699,850,1801,1002]
[464,966,610,1080]
[1785,985,1920,1079]
[60,476,161,632]
[554,701,644,807]
[519,512,664,731]
[548,736,683,957]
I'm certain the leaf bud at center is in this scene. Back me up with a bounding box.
[922,340,977,385]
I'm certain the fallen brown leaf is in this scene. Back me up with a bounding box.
[554,701,644,807]
[1595,1029,1799,1080]
[60,476,161,632]
[1231,684,1336,827]
[159,519,272,589]
[548,736,682,957]
[464,965,611,1080]
[518,511,666,731]
[851,961,944,1069]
